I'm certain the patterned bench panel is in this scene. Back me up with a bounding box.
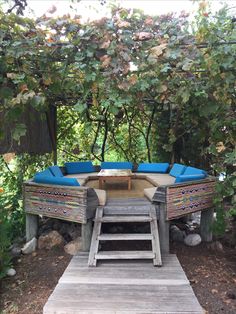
[152,178,216,220]
[23,182,99,224]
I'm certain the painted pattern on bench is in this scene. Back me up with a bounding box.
[166,181,216,219]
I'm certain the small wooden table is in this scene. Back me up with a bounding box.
[97,169,132,190]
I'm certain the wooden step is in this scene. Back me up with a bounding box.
[95,216,152,223]
[98,233,153,241]
[95,250,155,260]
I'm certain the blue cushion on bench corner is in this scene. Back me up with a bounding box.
[183,166,207,176]
[34,175,80,186]
[65,161,95,174]
[175,174,206,183]
[137,163,169,173]
[49,165,64,177]
[101,162,133,170]
[169,163,186,178]
[35,169,54,177]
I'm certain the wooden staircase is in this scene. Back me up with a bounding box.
[88,203,162,267]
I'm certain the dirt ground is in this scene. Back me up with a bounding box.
[1,240,236,314]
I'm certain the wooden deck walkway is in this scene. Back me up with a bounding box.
[43,252,204,314]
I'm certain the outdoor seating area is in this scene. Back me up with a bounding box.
[23,161,215,255]
[32,161,208,188]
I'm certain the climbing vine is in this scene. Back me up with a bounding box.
[0,0,235,243]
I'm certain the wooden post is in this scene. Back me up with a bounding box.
[26,213,38,241]
[81,219,93,251]
[200,208,214,242]
[158,203,170,253]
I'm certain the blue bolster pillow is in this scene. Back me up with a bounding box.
[169,163,186,178]
[65,161,95,174]
[175,174,206,183]
[101,162,133,170]
[49,165,64,177]
[137,163,169,173]
[35,169,54,177]
[34,175,80,186]
[183,166,207,176]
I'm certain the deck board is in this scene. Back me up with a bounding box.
[43,253,203,314]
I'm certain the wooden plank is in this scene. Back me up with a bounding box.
[149,206,162,266]
[200,207,214,242]
[25,213,38,241]
[98,233,153,240]
[158,203,170,253]
[48,284,199,300]
[98,216,152,223]
[95,250,155,260]
[81,220,92,251]
[59,276,188,286]
[62,269,188,280]
[44,303,203,314]
[88,207,103,266]
[44,253,203,314]
[106,198,151,205]
[44,295,202,311]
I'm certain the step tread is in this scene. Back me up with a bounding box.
[95,250,155,260]
[95,216,152,223]
[98,233,153,241]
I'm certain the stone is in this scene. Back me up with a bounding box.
[170,225,186,243]
[38,230,64,250]
[10,246,21,258]
[67,224,81,240]
[53,219,62,231]
[64,237,83,255]
[59,222,71,235]
[184,233,201,247]
[22,237,37,254]
[208,241,224,252]
[7,268,16,277]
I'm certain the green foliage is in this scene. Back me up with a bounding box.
[0,203,12,278]
[0,1,235,238]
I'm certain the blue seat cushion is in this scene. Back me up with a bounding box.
[49,165,64,177]
[183,166,207,176]
[137,163,169,173]
[169,163,186,178]
[175,174,206,183]
[101,162,133,170]
[34,175,80,186]
[65,161,95,174]
[35,169,54,177]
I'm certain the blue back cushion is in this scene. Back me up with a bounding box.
[65,161,95,174]
[183,166,207,176]
[34,175,80,186]
[49,165,64,177]
[137,163,169,173]
[175,174,206,183]
[101,162,133,170]
[169,163,186,178]
[35,169,54,177]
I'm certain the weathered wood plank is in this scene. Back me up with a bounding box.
[88,207,103,266]
[81,220,92,251]
[200,207,214,242]
[98,233,153,240]
[25,213,38,241]
[149,206,162,266]
[95,250,155,260]
[44,253,203,314]
[97,216,152,223]
[158,203,170,253]
[61,269,188,281]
